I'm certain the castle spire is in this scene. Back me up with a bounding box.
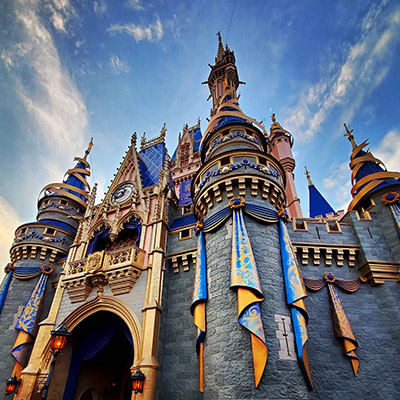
[216,32,224,62]
[83,137,94,160]
[344,123,357,150]
[305,166,313,186]
[269,113,302,218]
[305,167,335,218]
[346,124,400,211]
[203,33,241,115]
[38,145,91,209]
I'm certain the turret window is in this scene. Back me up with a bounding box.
[44,227,56,236]
[18,228,28,236]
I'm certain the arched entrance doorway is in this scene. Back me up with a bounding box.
[62,311,133,400]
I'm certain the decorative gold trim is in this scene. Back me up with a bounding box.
[85,250,104,274]
[358,259,400,285]
[382,192,399,205]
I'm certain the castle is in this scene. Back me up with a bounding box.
[0,35,399,400]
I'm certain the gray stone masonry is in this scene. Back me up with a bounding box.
[156,262,203,400]
[343,210,394,265]
[371,192,400,262]
[158,190,400,399]
[197,202,309,400]
[0,258,59,400]
[305,280,399,400]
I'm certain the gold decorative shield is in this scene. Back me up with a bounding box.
[85,251,104,274]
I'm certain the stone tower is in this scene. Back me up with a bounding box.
[190,37,311,398]
[0,143,92,394]
[269,114,302,218]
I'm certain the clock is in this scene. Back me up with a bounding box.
[111,183,135,205]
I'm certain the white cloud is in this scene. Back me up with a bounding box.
[45,0,76,34]
[9,0,88,179]
[284,4,400,142]
[0,195,22,277]
[1,50,13,70]
[374,130,400,172]
[125,0,144,11]
[110,55,130,75]
[94,0,107,17]
[75,39,86,48]
[108,19,163,42]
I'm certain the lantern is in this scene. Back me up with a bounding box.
[50,325,71,355]
[131,370,146,394]
[5,376,20,395]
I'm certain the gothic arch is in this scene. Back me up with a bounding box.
[60,295,141,366]
[116,210,145,234]
[87,220,112,241]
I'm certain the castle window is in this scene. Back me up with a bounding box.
[220,156,231,166]
[44,227,56,236]
[182,205,192,215]
[18,227,28,236]
[179,229,192,240]
[180,143,190,166]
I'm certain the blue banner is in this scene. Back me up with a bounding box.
[179,179,192,205]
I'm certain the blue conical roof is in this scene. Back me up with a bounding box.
[309,184,335,218]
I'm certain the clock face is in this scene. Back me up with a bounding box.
[111,183,135,205]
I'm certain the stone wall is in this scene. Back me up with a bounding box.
[0,259,59,400]
[156,263,202,400]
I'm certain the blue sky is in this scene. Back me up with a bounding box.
[1,0,400,269]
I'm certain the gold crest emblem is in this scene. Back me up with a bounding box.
[85,251,104,274]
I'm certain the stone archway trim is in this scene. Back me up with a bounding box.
[61,294,142,366]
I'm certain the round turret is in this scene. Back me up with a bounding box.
[10,143,92,265]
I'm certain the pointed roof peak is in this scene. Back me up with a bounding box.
[343,123,358,150]
[305,166,313,186]
[307,173,335,218]
[269,113,293,145]
[216,31,225,63]
[83,137,94,161]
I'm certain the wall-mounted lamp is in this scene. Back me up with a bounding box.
[5,376,21,395]
[131,370,146,394]
[41,325,71,400]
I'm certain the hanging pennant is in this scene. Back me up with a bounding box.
[279,219,313,390]
[10,265,53,379]
[230,197,267,387]
[190,222,207,392]
[303,273,365,376]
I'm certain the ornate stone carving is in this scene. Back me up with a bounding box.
[63,245,146,302]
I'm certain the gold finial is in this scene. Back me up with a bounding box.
[141,132,146,149]
[305,166,313,186]
[343,123,357,150]
[131,132,137,148]
[84,137,94,160]
[271,113,276,123]
[160,123,167,140]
